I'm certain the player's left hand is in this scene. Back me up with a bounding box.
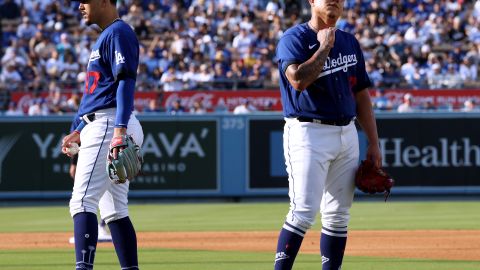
[111,127,127,159]
[366,143,382,168]
[106,134,143,184]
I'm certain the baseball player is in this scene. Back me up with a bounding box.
[61,0,143,269]
[274,1,381,269]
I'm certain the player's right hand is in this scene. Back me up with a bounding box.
[61,132,81,157]
[317,27,336,50]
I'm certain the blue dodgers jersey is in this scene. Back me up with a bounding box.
[276,23,372,120]
[76,20,139,117]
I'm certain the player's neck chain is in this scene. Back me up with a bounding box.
[308,21,319,33]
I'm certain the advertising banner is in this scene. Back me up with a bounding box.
[161,90,283,112]
[135,120,218,190]
[0,121,73,191]
[377,118,480,186]
[248,119,287,189]
[10,89,480,113]
[248,117,480,189]
[0,119,218,192]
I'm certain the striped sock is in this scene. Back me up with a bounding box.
[320,226,348,270]
[274,222,306,270]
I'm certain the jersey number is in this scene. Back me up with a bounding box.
[85,71,100,94]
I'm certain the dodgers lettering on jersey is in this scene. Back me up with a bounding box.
[76,19,139,118]
[276,23,372,120]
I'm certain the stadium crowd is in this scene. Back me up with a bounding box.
[0,0,479,115]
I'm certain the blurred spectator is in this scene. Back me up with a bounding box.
[160,66,183,92]
[189,101,207,114]
[214,99,229,113]
[66,92,81,112]
[397,93,416,113]
[56,33,74,62]
[182,64,200,90]
[144,99,162,113]
[45,50,62,79]
[4,101,23,116]
[47,87,68,114]
[381,63,401,88]
[366,62,382,88]
[420,100,437,111]
[61,52,80,89]
[401,56,417,83]
[136,63,151,92]
[372,89,393,111]
[196,64,214,90]
[443,64,463,89]
[1,0,480,116]
[1,42,28,68]
[233,99,257,114]
[212,63,229,89]
[232,28,253,57]
[27,98,49,116]
[34,33,57,62]
[167,99,185,115]
[0,64,22,91]
[246,65,264,89]
[226,61,247,89]
[427,63,444,89]
[262,100,275,111]
[16,17,37,40]
[461,99,479,112]
[459,57,478,83]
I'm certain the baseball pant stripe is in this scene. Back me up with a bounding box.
[321,226,347,234]
[321,227,348,237]
[285,124,297,219]
[80,119,110,208]
[283,224,306,237]
[285,221,306,235]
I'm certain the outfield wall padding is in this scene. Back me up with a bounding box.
[0,113,478,199]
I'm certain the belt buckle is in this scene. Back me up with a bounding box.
[81,113,95,124]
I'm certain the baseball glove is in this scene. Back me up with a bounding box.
[106,135,143,184]
[355,159,394,201]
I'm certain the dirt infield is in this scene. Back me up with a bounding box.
[1,230,479,261]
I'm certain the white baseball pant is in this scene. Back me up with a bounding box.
[283,118,359,234]
[70,108,143,223]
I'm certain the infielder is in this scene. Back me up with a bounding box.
[61,0,143,269]
[274,0,381,269]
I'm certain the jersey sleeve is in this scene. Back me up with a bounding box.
[70,114,81,133]
[276,33,305,74]
[108,31,139,80]
[351,38,372,93]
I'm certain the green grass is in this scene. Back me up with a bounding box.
[0,249,479,270]
[1,201,479,232]
[0,201,479,269]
